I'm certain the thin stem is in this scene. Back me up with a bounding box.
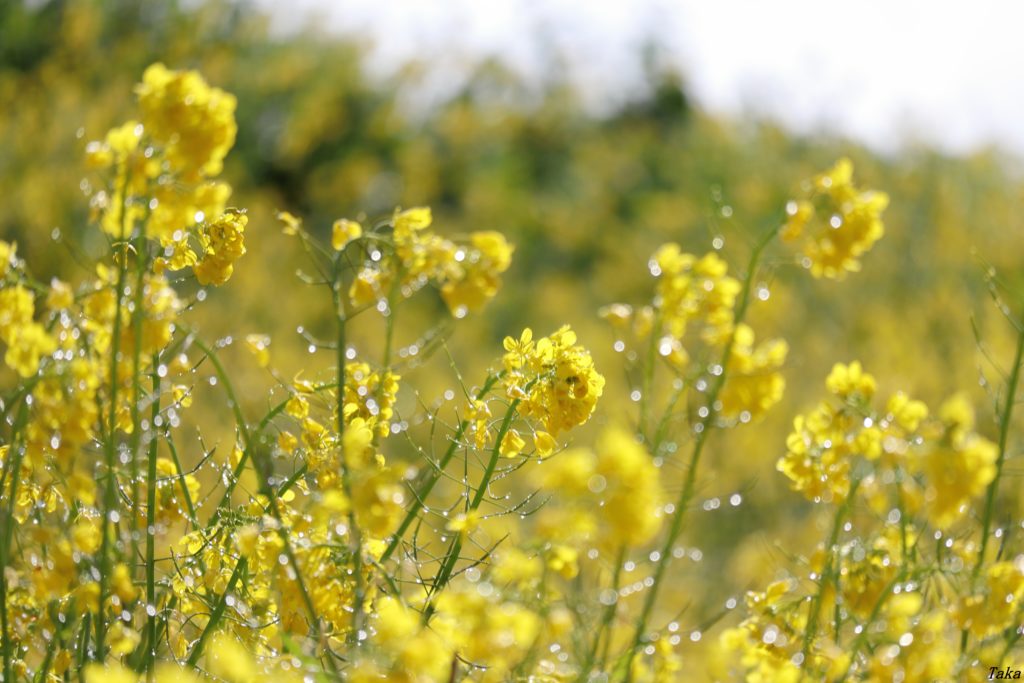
[422,398,520,623]
[332,256,366,642]
[164,433,199,528]
[638,312,661,439]
[802,481,859,663]
[184,556,247,666]
[143,353,160,672]
[1,400,30,682]
[974,317,1024,577]
[620,225,777,680]
[97,237,130,660]
[379,373,502,564]
[579,545,626,678]
[128,231,148,581]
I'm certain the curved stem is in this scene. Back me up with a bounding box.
[801,480,859,663]
[380,373,502,564]
[422,398,520,623]
[332,257,366,642]
[97,236,131,660]
[974,317,1024,577]
[579,545,626,678]
[191,337,336,672]
[619,225,777,680]
[184,557,247,666]
[143,353,160,672]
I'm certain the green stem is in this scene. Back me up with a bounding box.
[332,258,365,642]
[1,401,30,682]
[143,354,160,672]
[974,317,1024,577]
[191,337,337,673]
[128,232,148,582]
[579,545,626,678]
[802,481,859,664]
[638,312,661,440]
[620,225,777,681]
[164,433,198,528]
[97,238,130,661]
[379,373,502,564]
[76,612,91,678]
[184,556,247,666]
[422,398,520,623]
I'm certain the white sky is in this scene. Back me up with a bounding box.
[258,0,1024,156]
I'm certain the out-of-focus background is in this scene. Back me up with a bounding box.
[4,0,1023,652]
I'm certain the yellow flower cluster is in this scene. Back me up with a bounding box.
[912,394,998,529]
[23,358,100,471]
[718,323,788,421]
[533,426,664,548]
[717,585,809,682]
[778,361,996,529]
[602,244,787,421]
[0,282,55,378]
[502,326,605,436]
[87,64,243,285]
[432,583,541,681]
[135,62,238,181]
[352,596,451,681]
[350,207,513,317]
[782,158,889,279]
[653,246,741,343]
[955,560,1024,639]
[192,209,248,286]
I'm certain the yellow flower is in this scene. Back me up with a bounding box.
[277,210,302,235]
[111,563,138,604]
[46,278,74,310]
[911,399,996,529]
[825,360,876,400]
[499,428,526,458]
[547,544,579,579]
[349,267,388,307]
[593,426,664,547]
[3,322,55,377]
[446,510,481,536]
[784,158,888,279]
[332,218,362,250]
[136,62,237,180]
[502,325,604,436]
[206,632,258,682]
[0,240,15,276]
[393,206,432,237]
[193,210,247,286]
[955,561,1024,639]
[533,430,557,457]
[491,547,543,589]
[244,333,271,368]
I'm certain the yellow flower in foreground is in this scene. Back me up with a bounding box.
[332,218,362,250]
[502,325,605,436]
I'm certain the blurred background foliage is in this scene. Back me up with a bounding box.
[4,0,1024,652]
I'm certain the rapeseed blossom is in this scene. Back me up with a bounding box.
[782,158,889,279]
[501,326,605,436]
[6,56,1020,683]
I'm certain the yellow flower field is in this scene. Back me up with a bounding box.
[2,2,1023,681]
